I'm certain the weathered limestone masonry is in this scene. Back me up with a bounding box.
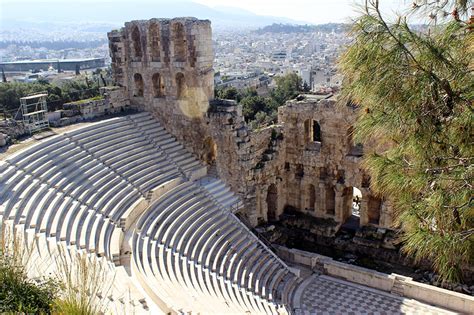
[274,96,394,230]
[108,18,393,231]
[108,18,214,158]
[206,96,394,230]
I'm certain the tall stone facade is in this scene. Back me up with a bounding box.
[108,18,214,158]
[108,18,394,232]
[206,97,394,231]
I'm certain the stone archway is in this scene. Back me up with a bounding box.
[266,184,278,222]
[172,22,186,62]
[149,22,161,62]
[342,186,361,229]
[202,137,217,165]
[131,25,142,60]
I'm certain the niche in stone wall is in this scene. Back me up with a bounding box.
[152,73,165,98]
[266,184,278,221]
[172,22,187,62]
[176,72,186,99]
[325,186,335,215]
[367,196,381,225]
[306,184,316,211]
[131,25,142,60]
[149,23,161,62]
[133,73,144,97]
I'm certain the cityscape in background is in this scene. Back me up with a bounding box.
[0,23,347,95]
[0,0,356,96]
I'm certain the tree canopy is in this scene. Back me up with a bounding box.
[215,72,304,126]
[0,74,105,117]
[339,0,473,282]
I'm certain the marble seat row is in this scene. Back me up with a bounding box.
[0,163,121,261]
[133,182,299,314]
[127,113,203,177]
[64,114,183,195]
[199,177,244,212]
[0,113,201,264]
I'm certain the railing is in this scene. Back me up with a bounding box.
[235,212,292,271]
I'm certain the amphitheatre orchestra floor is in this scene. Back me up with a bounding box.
[295,275,456,315]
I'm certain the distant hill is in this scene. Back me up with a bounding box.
[1,0,306,30]
[255,23,349,34]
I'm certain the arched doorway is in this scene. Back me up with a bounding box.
[266,184,278,221]
[342,186,361,229]
[149,23,161,62]
[133,73,144,97]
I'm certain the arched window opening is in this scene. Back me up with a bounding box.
[325,186,335,215]
[304,119,322,150]
[152,73,164,98]
[149,23,161,62]
[266,184,278,221]
[176,72,186,99]
[313,120,322,142]
[307,184,316,211]
[352,187,362,217]
[173,22,186,62]
[131,26,142,60]
[133,73,144,97]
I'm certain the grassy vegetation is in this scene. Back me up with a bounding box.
[0,223,114,314]
[0,225,58,313]
[68,95,105,105]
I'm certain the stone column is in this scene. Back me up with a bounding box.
[317,182,326,217]
[334,184,345,222]
[379,200,393,228]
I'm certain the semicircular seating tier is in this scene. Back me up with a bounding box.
[0,112,300,314]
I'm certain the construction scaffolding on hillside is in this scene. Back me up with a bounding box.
[19,93,49,134]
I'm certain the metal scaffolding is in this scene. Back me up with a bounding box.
[19,93,49,134]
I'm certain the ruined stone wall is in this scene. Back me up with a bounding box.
[108,18,214,158]
[270,97,394,229]
[108,19,394,230]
